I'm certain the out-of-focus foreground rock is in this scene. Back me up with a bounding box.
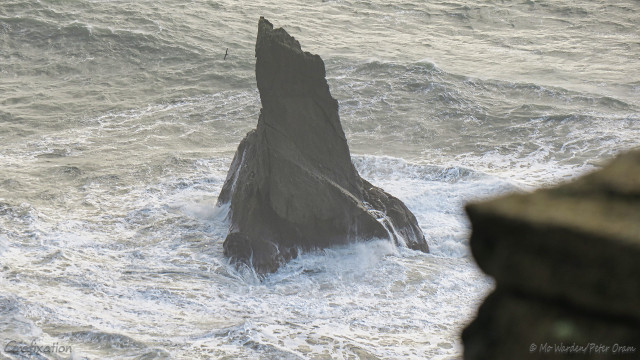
[463,150,640,359]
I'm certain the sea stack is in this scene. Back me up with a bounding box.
[217,17,428,273]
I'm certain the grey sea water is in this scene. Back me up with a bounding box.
[1,0,639,359]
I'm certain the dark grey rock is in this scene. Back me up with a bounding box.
[463,290,640,360]
[463,150,640,359]
[217,17,428,274]
[466,150,640,322]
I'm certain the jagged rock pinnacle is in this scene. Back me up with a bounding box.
[217,17,428,274]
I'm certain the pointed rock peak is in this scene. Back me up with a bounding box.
[255,17,326,98]
[257,16,302,54]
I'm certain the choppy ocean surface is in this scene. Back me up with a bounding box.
[1,1,638,359]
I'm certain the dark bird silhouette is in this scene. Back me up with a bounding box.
[224,48,228,60]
